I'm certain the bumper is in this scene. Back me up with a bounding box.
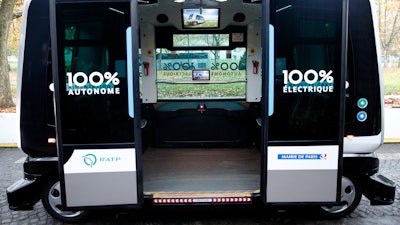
[364,173,396,205]
[7,156,57,211]
[7,178,42,210]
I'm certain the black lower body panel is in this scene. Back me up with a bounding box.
[364,173,396,205]
[7,178,42,210]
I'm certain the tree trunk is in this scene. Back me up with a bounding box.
[0,0,17,108]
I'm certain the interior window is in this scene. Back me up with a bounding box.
[173,34,229,47]
[156,48,247,100]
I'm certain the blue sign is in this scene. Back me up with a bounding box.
[278,154,327,160]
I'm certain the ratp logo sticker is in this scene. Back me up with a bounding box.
[64,149,136,174]
[82,154,97,168]
[82,153,123,168]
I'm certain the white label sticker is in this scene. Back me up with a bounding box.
[268,145,339,170]
[64,148,136,174]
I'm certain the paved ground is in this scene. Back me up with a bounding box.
[1,145,399,225]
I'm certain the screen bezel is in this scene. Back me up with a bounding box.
[182,8,220,29]
[192,70,211,81]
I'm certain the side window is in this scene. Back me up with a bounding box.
[270,0,343,141]
[56,3,132,144]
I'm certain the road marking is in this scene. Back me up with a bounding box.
[14,157,26,164]
[384,138,400,143]
[0,143,18,147]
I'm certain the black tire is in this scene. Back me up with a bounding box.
[317,175,362,219]
[41,177,89,223]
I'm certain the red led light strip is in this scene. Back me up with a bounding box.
[153,197,252,204]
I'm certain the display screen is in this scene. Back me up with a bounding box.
[192,70,210,81]
[182,8,220,29]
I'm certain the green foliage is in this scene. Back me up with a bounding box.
[383,68,400,95]
[8,61,17,71]
[157,70,246,99]
[239,50,247,70]
[158,83,246,99]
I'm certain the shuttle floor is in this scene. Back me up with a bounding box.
[143,147,261,195]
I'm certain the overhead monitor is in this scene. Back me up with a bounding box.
[182,8,220,29]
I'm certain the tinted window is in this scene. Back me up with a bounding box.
[270,0,343,141]
[55,2,133,144]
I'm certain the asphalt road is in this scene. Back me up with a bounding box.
[1,145,399,225]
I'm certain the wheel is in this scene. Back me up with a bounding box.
[41,177,89,223]
[317,175,362,219]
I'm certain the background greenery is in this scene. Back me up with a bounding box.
[384,68,400,95]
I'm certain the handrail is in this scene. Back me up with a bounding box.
[126,27,134,118]
[268,24,274,116]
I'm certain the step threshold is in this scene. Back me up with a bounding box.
[145,190,260,204]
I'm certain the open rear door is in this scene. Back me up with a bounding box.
[262,0,347,204]
[50,0,142,208]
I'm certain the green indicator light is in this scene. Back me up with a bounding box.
[357,98,368,109]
